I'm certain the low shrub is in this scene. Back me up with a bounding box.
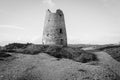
[23,45,49,54]
[0,43,33,53]
[0,52,11,58]
[73,51,97,63]
[4,43,32,50]
[45,46,73,59]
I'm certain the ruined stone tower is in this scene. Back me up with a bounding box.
[42,9,67,46]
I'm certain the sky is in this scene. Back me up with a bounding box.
[0,0,120,45]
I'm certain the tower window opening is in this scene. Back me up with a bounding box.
[60,29,62,34]
[47,34,49,36]
[59,14,62,17]
[60,39,63,44]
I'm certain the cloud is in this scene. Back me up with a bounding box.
[100,0,110,7]
[101,0,116,7]
[43,0,55,8]
[102,0,109,2]
[0,9,10,15]
[101,0,114,2]
[0,25,25,30]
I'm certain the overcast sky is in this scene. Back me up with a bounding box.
[0,0,120,45]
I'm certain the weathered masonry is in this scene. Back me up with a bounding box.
[42,9,67,46]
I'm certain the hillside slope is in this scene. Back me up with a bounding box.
[0,52,119,80]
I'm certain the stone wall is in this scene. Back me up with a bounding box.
[42,9,67,46]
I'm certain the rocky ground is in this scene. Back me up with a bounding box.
[0,47,120,80]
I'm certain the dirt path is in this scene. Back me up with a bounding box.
[83,47,120,76]
[93,51,120,76]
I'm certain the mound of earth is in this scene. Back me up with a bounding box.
[0,53,119,80]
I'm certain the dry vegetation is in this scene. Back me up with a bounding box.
[0,43,98,63]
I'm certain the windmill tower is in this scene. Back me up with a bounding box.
[42,9,67,46]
